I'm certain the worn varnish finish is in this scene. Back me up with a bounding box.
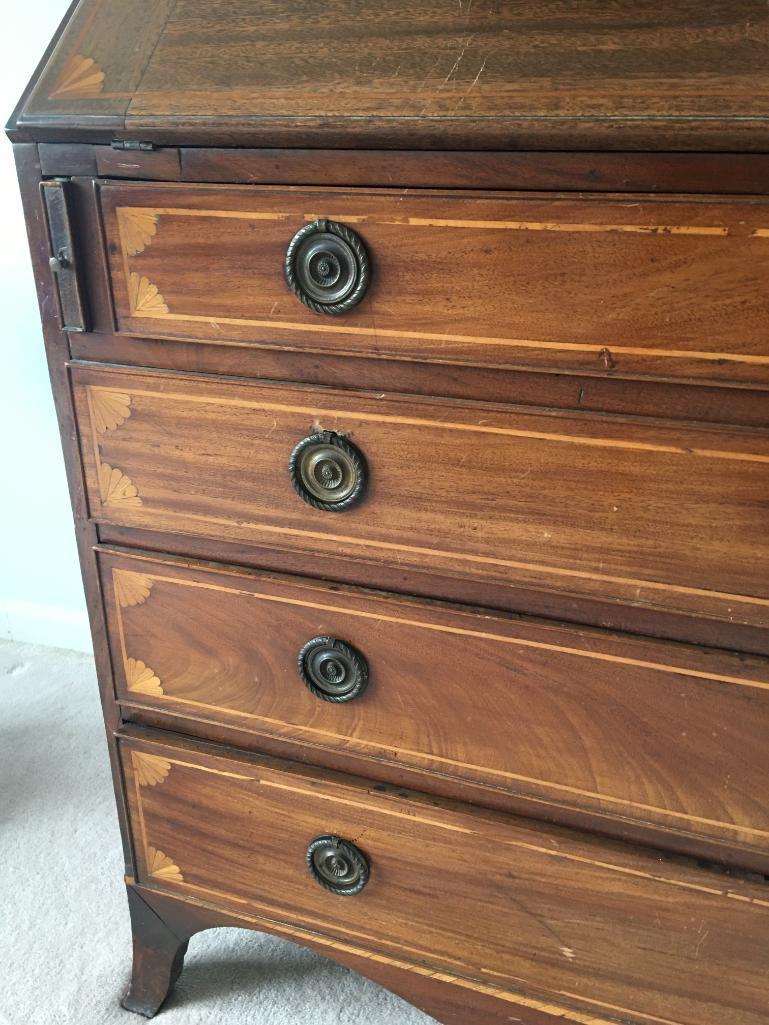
[120,730,769,1025]
[72,366,769,626]
[36,144,769,195]
[101,549,769,855]
[11,0,769,150]
[124,885,591,1025]
[96,525,769,662]
[99,183,769,388]
[12,2,769,1023]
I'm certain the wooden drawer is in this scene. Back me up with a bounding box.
[73,365,769,626]
[120,729,769,1025]
[102,549,769,859]
[98,183,769,389]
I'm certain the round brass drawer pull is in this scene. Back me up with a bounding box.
[297,635,369,703]
[306,835,370,896]
[284,218,370,315]
[288,431,366,512]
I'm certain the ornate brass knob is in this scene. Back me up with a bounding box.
[288,431,366,511]
[297,636,369,703]
[306,835,370,896]
[284,219,370,315]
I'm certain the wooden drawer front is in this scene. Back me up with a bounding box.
[121,731,769,1025]
[98,183,769,388]
[73,366,769,626]
[103,550,769,854]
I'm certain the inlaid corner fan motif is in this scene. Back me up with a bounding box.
[128,273,169,316]
[49,54,105,99]
[113,570,153,608]
[146,846,184,884]
[98,463,142,508]
[132,751,172,787]
[126,658,164,698]
[119,210,159,257]
[91,390,132,433]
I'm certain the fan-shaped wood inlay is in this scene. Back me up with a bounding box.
[114,570,153,608]
[120,209,159,256]
[98,463,142,508]
[128,273,169,316]
[91,389,131,433]
[132,751,172,787]
[126,657,163,697]
[50,54,105,99]
[146,846,184,883]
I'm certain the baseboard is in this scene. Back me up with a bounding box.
[0,598,92,653]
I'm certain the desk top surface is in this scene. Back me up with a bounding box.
[10,0,769,151]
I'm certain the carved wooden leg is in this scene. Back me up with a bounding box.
[121,886,191,1018]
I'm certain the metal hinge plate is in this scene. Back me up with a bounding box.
[40,179,87,334]
[111,140,156,151]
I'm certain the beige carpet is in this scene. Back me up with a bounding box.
[0,639,436,1025]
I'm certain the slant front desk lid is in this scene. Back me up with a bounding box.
[9,0,769,150]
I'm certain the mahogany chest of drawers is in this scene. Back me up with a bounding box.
[10,3,769,1023]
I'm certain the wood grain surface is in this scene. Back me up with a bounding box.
[12,0,769,150]
[99,183,769,388]
[71,365,769,628]
[130,883,588,1025]
[101,549,769,853]
[15,5,769,1022]
[120,728,769,1025]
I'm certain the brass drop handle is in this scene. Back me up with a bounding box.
[284,218,370,315]
[306,835,370,896]
[288,431,367,512]
[297,636,369,703]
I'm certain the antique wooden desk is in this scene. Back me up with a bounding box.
[9,2,769,1022]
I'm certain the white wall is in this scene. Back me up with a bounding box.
[1,3,92,652]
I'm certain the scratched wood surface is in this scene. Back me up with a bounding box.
[72,365,769,628]
[12,0,769,150]
[101,549,769,855]
[120,729,769,1025]
[98,183,769,389]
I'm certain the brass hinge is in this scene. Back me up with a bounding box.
[40,178,87,334]
[111,139,155,151]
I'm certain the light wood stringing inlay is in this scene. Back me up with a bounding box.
[86,384,769,464]
[134,888,665,1025]
[117,570,768,690]
[135,752,769,906]
[126,731,769,1025]
[113,208,769,368]
[126,206,736,237]
[86,384,769,617]
[136,313,769,367]
[112,562,766,839]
